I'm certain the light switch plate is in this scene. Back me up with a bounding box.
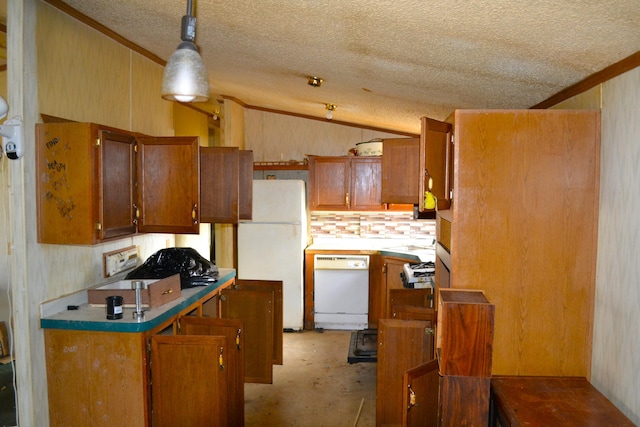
[103,246,139,278]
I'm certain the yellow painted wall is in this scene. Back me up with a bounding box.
[37,2,172,136]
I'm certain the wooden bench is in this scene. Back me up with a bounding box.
[489,376,635,426]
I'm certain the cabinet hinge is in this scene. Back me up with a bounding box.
[95,137,101,147]
[95,222,102,231]
[134,143,138,153]
[146,339,151,353]
[451,134,455,144]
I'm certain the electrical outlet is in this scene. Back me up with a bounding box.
[103,246,139,277]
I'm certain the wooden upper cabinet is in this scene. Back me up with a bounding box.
[350,157,385,210]
[200,147,253,224]
[308,155,384,210]
[99,130,137,240]
[381,137,420,204]
[200,147,239,223]
[200,148,253,223]
[136,136,200,234]
[36,123,138,244]
[239,150,254,220]
[419,117,453,212]
[308,156,350,210]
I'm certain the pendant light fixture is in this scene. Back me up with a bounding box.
[161,0,210,103]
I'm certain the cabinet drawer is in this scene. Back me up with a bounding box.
[88,274,181,309]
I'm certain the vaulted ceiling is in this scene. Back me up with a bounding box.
[41,1,640,133]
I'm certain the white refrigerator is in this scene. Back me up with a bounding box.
[238,180,308,331]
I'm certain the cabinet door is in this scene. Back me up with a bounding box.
[180,317,244,427]
[377,319,433,427]
[351,157,385,210]
[220,287,274,383]
[389,288,434,319]
[402,359,439,427]
[239,150,254,220]
[99,129,137,239]
[308,156,350,210]
[137,136,200,233]
[383,257,409,318]
[419,117,452,212]
[37,122,138,244]
[44,329,147,427]
[235,279,283,365]
[200,146,240,223]
[150,335,228,427]
[382,137,420,204]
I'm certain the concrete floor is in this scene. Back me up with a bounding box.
[245,330,376,427]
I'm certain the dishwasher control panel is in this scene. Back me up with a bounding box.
[314,255,370,270]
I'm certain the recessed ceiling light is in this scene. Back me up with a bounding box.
[308,76,324,87]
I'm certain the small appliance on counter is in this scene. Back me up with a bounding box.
[401,261,435,289]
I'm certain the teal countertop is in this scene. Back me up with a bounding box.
[40,268,236,333]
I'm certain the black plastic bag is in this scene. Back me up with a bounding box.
[125,247,218,288]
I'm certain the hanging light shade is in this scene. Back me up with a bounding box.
[161,0,210,103]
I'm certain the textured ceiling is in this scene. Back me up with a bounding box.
[57,0,640,133]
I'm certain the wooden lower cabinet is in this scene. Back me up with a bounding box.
[370,255,411,328]
[398,361,492,427]
[150,334,230,427]
[44,278,283,427]
[178,317,245,427]
[44,329,149,427]
[402,360,439,427]
[377,319,433,427]
[379,289,495,427]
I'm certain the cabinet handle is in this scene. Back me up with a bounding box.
[218,347,225,370]
[407,384,417,409]
[133,204,139,225]
[192,203,198,224]
[235,328,242,350]
[161,289,173,295]
[345,192,350,207]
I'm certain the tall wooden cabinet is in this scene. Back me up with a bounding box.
[448,110,600,376]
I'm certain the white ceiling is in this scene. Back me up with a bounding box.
[49,1,640,133]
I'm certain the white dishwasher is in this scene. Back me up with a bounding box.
[314,254,369,330]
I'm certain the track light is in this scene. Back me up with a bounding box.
[161,0,210,103]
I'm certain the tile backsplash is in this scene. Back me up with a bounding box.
[310,211,435,240]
